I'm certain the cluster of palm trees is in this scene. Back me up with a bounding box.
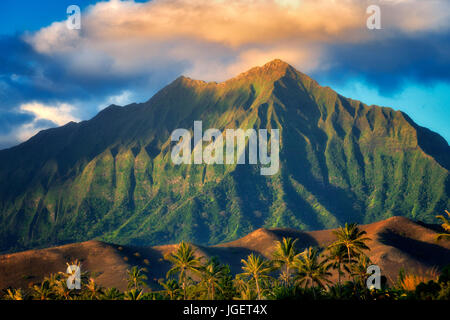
[158,223,372,300]
[236,223,371,300]
[3,264,153,300]
[2,218,449,300]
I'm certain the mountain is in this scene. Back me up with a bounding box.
[0,59,449,252]
[1,217,449,290]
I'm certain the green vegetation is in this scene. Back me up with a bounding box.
[240,253,273,300]
[2,222,449,301]
[292,247,332,299]
[0,60,448,252]
[127,266,148,291]
[436,210,450,241]
[272,237,299,286]
[328,223,370,268]
[166,241,202,299]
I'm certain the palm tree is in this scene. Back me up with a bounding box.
[52,276,73,300]
[84,277,103,300]
[325,245,350,286]
[436,210,450,241]
[166,241,202,300]
[199,257,227,300]
[293,247,332,298]
[124,288,144,300]
[102,287,124,300]
[159,279,181,300]
[127,266,148,290]
[272,237,299,286]
[4,288,24,300]
[233,274,253,299]
[350,255,372,287]
[329,223,371,265]
[237,287,258,300]
[240,253,272,300]
[32,279,54,300]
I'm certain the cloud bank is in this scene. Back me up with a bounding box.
[1,0,449,148]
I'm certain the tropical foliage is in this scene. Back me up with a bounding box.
[1,61,448,254]
[436,210,450,241]
[2,223,449,300]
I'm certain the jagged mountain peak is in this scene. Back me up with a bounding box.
[0,60,448,253]
[169,59,313,91]
[235,59,292,77]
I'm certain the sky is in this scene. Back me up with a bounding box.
[0,0,449,149]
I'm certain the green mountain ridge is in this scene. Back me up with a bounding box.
[0,59,448,252]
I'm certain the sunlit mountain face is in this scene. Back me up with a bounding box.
[0,1,449,253]
[1,0,450,151]
[0,60,447,252]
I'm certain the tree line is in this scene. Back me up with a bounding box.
[2,214,450,300]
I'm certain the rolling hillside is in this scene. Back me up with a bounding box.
[0,217,448,290]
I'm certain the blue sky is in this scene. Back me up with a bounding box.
[0,0,449,149]
[0,1,92,34]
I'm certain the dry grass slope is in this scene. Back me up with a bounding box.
[0,216,449,290]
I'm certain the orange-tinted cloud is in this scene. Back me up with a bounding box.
[26,0,449,80]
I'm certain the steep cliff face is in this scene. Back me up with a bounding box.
[0,59,448,252]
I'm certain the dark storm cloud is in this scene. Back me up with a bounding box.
[0,34,182,113]
[0,110,34,134]
[312,31,450,94]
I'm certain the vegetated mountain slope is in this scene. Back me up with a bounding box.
[0,59,448,252]
[0,217,448,290]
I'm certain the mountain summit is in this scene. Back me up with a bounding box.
[0,60,448,252]
[231,58,295,80]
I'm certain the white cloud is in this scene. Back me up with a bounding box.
[24,0,450,83]
[19,102,80,126]
[100,90,135,110]
[2,0,447,150]
[1,102,81,145]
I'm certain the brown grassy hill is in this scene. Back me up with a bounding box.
[0,217,449,290]
[0,241,131,291]
[214,216,450,282]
